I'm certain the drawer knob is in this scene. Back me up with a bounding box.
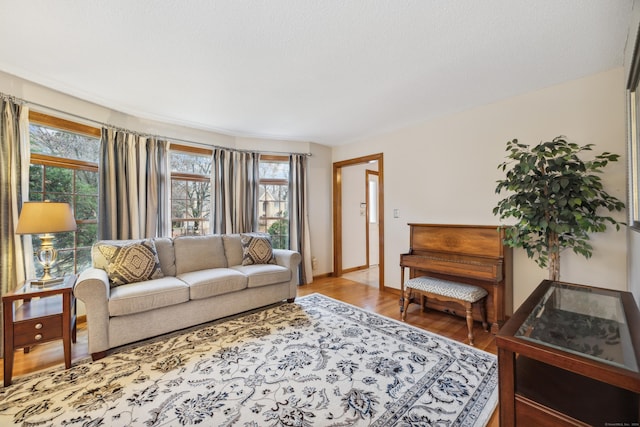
[35,323,43,330]
[34,334,42,341]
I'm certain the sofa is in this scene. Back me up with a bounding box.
[74,233,301,360]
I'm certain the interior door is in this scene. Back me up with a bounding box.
[332,153,384,290]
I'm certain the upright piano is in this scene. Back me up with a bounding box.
[400,223,513,333]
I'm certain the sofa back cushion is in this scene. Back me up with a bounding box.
[174,235,227,274]
[153,237,176,277]
[222,234,243,267]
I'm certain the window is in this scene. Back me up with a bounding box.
[259,156,289,249]
[170,146,212,237]
[28,112,100,276]
[628,24,640,230]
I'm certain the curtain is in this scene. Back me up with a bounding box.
[212,148,259,234]
[0,97,32,354]
[99,128,170,240]
[289,154,313,285]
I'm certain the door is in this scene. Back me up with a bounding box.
[332,153,384,290]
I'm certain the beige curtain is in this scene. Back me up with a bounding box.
[0,96,32,354]
[289,154,312,284]
[99,128,170,239]
[212,148,259,234]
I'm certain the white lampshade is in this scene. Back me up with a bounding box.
[16,201,77,235]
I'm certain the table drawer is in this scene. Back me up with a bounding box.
[13,315,62,347]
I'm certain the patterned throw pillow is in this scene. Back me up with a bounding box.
[240,233,277,266]
[95,240,164,287]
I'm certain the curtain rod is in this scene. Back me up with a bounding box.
[1,92,312,157]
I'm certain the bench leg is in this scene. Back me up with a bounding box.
[480,297,489,332]
[402,288,412,321]
[465,303,475,346]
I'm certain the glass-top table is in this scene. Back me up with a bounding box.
[515,282,638,372]
[496,280,640,426]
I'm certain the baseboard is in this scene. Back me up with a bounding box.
[311,272,333,280]
[341,265,368,274]
[383,286,402,296]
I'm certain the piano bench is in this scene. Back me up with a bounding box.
[402,276,489,346]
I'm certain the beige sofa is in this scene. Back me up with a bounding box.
[74,234,301,360]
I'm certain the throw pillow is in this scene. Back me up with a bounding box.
[95,240,164,287]
[240,233,277,266]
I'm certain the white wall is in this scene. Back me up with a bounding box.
[0,70,321,156]
[333,68,628,311]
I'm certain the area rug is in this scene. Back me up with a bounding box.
[0,293,498,426]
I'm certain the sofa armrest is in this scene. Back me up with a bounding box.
[273,249,302,299]
[273,249,301,270]
[74,268,111,355]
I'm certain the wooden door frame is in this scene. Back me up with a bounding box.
[333,153,384,290]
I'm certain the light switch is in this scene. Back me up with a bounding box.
[393,209,399,218]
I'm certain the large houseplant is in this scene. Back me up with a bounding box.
[493,136,625,281]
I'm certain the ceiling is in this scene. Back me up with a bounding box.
[0,1,635,146]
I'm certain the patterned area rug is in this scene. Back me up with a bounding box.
[0,294,498,426]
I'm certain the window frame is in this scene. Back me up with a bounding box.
[258,155,290,249]
[27,111,100,275]
[628,24,640,231]
[169,143,213,237]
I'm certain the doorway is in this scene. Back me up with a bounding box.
[332,153,384,290]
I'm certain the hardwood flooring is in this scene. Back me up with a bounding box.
[1,275,499,426]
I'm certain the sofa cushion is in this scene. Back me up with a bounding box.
[174,235,227,274]
[178,268,248,300]
[222,234,243,267]
[231,264,291,288]
[108,276,189,316]
[153,237,176,277]
[94,240,164,287]
[240,233,277,265]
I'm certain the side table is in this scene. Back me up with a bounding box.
[496,279,640,426]
[3,274,77,387]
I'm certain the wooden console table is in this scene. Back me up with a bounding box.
[496,280,640,426]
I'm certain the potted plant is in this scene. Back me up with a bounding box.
[493,136,625,281]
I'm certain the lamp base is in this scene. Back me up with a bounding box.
[29,276,65,287]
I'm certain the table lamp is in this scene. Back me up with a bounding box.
[16,201,77,285]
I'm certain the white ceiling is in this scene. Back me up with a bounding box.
[0,1,635,146]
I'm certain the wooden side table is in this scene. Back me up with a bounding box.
[496,280,640,426]
[3,274,77,387]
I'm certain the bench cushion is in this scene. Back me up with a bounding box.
[406,276,488,303]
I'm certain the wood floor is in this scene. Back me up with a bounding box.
[1,275,499,426]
